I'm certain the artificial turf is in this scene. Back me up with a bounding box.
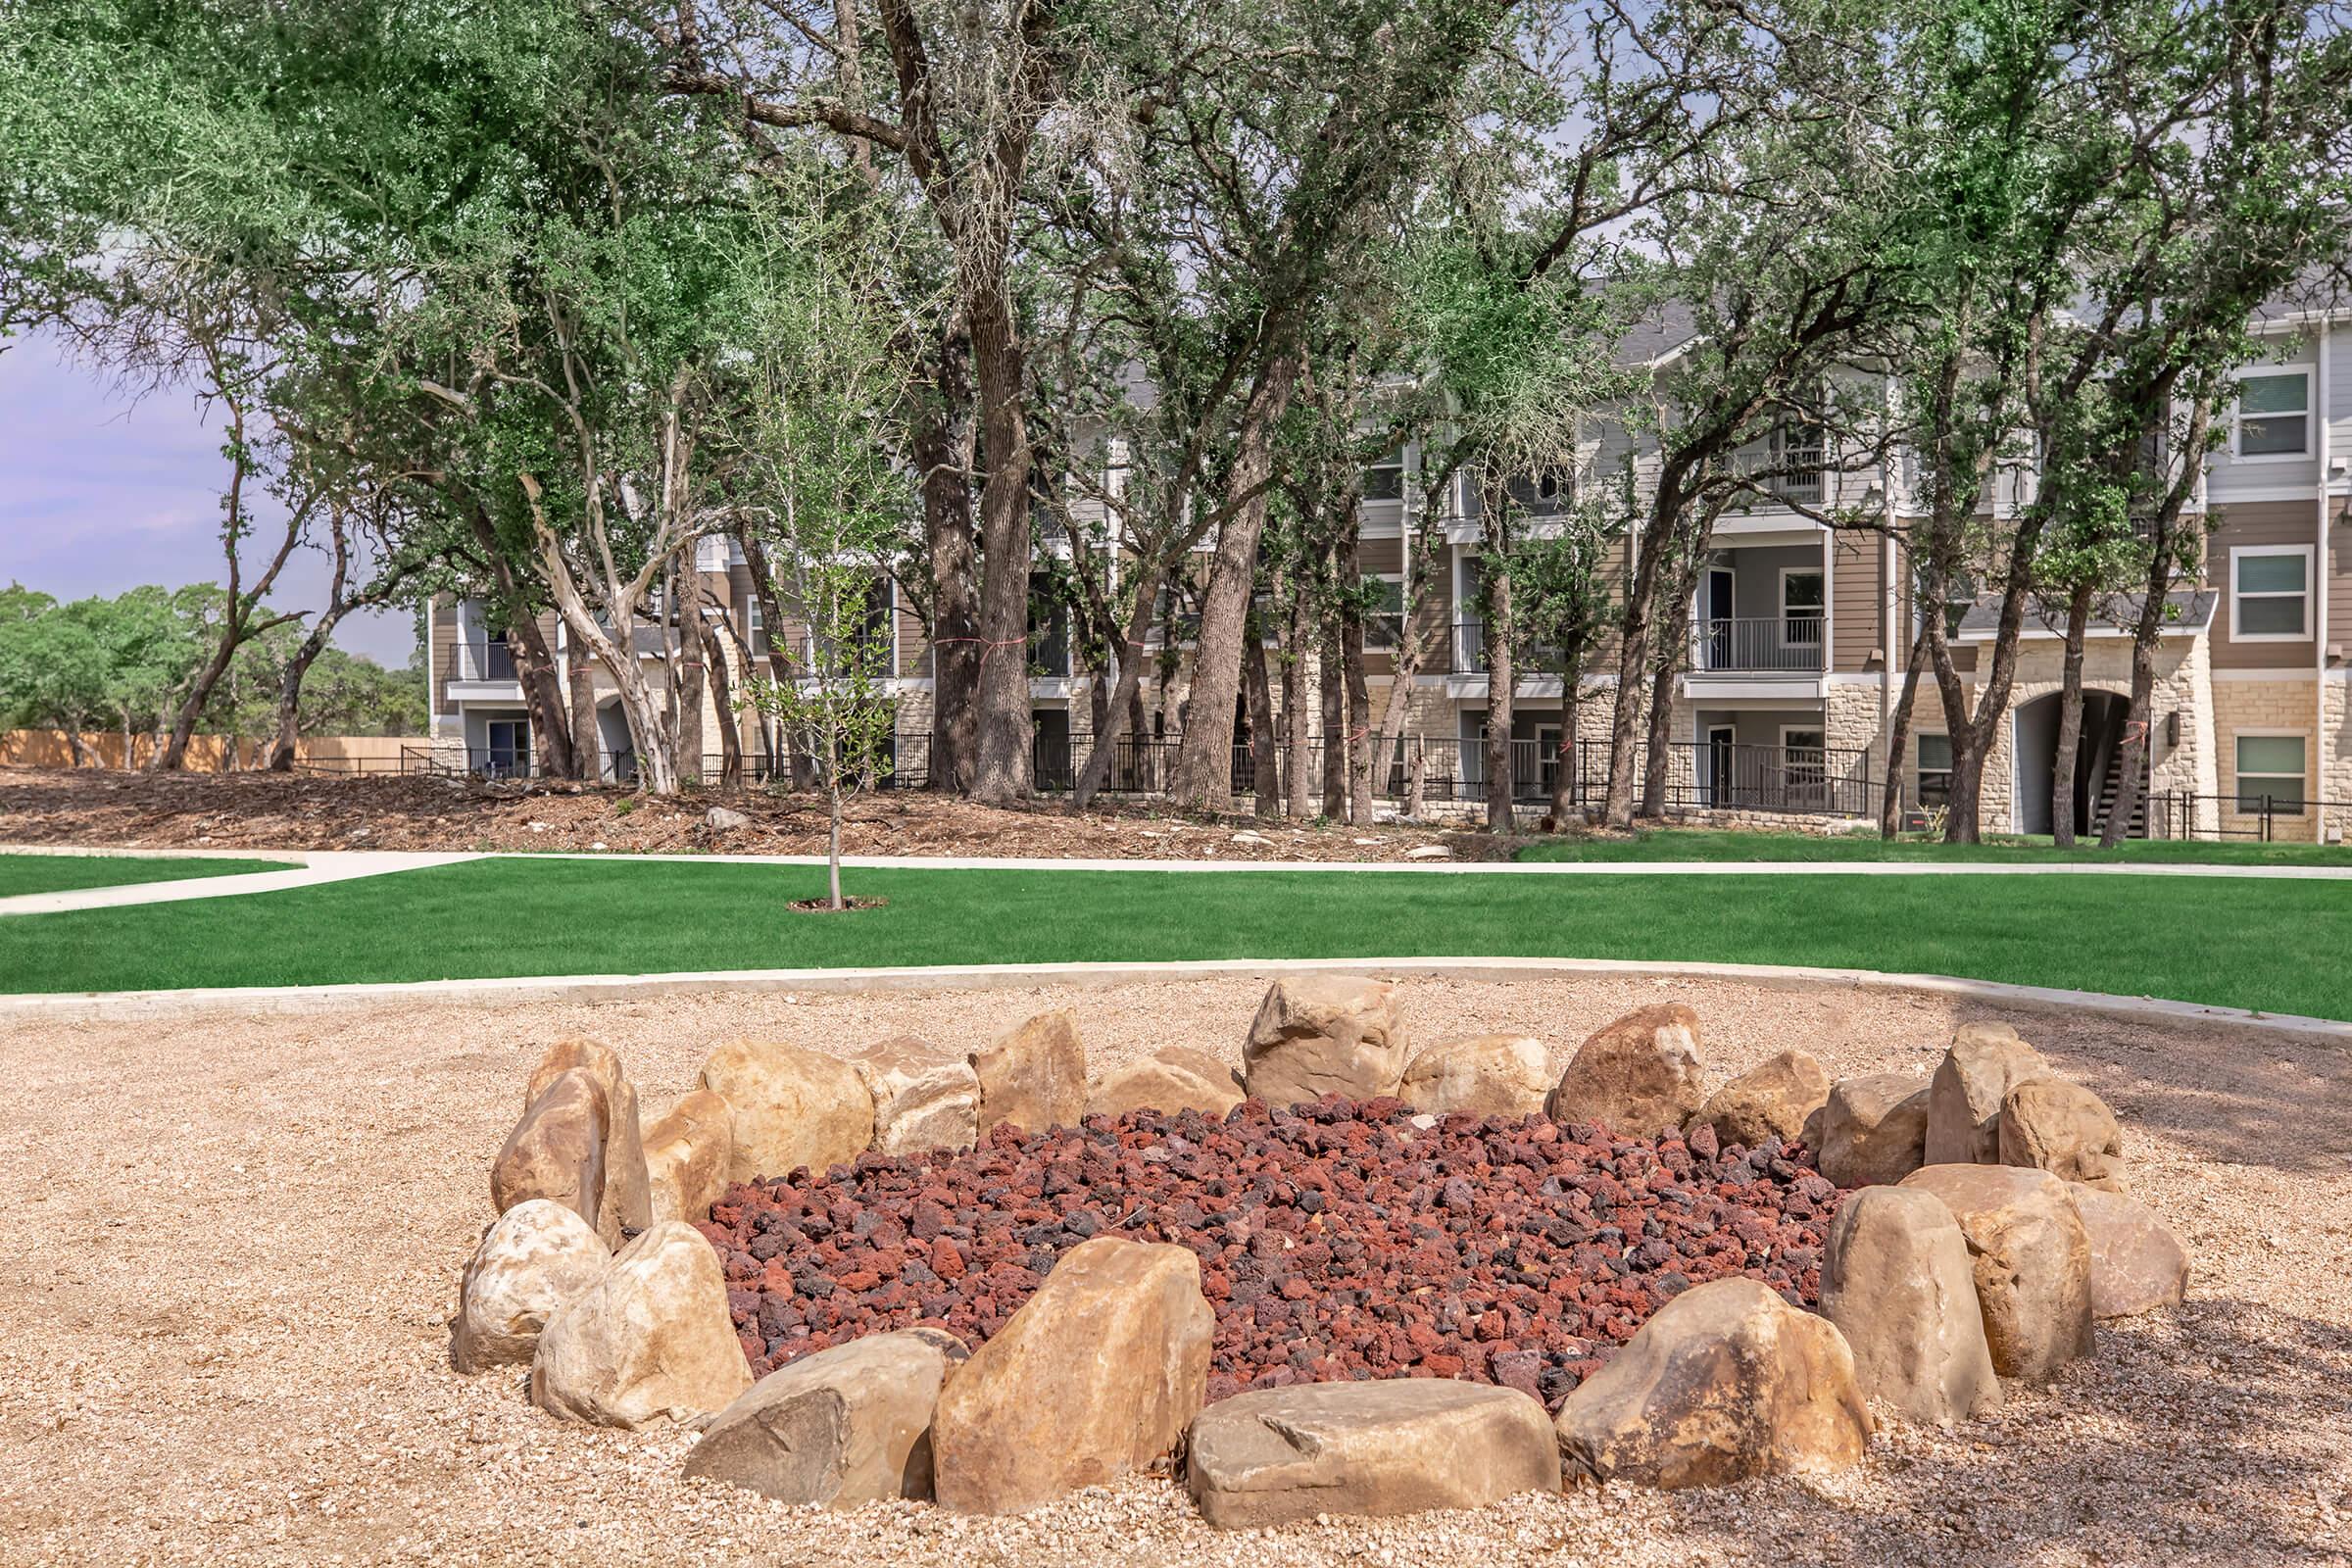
[0,852,296,898]
[1514,828,2352,866]
[0,855,2343,1019]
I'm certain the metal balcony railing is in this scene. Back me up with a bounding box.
[453,639,518,682]
[1691,614,1826,674]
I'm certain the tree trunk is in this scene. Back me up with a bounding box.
[1372,507,1441,813]
[1640,556,1702,818]
[966,293,1035,806]
[916,332,982,795]
[827,775,846,909]
[1880,620,1929,839]
[1070,561,1167,809]
[694,597,744,792]
[567,650,599,782]
[469,507,577,780]
[1549,661,1583,828]
[1321,621,1347,819]
[2050,584,2094,848]
[1171,344,1301,809]
[1483,564,1515,833]
[1284,591,1315,819]
[1244,616,1280,818]
[1342,543,1373,827]
[267,614,345,771]
[675,610,707,789]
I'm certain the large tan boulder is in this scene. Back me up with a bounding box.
[1999,1078,2128,1192]
[853,1037,980,1155]
[930,1237,1213,1515]
[451,1200,612,1374]
[971,1010,1088,1134]
[531,1221,753,1428]
[1187,1380,1558,1529]
[1544,1004,1704,1138]
[2072,1187,2190,1318]
[683,1328,969,1505]
[1089,1047,1247,1120]
[1815,1073,1931,1189]
[1820,1187,2000,1426]
[1242,976,1409,1106]
[490,1067,609,1234]
[1553,1277,1870,1489]
[1925,1022,2048,1166]
[1899,1164,2095,1383]
[643,1090,735,1227]
[526,1039,652,1246]
[1399,1034,1550,1119]
[698,1040,875,1182]
[1698,1049,1830,1150]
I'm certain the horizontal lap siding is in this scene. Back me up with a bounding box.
[2208,500,2320,670]
[1831,533,1882,672]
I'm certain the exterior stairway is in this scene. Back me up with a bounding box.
[2088,743,2150,840]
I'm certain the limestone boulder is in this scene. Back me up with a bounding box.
[2072,1187,2190,1319]
[1820,1187,2000,1426]
[971,1010,1088,1134]
[1544,1004,1704,1138]
[644,1090,735,1227]
[698,1040,875,1182]
[1088,1048,1246,1120]
[1698,1049,1830,1151]
[853,1037,980,1155]
[684,1328,969,1505]
[1899,1164,2095,1383]
[1925,1022,2049,1166]
[526,1039,652,1246]
[1815,1073,1931,1189]
[1242,976,1408,1107]
[490,1067,608,1233]
[531,1221,753,1428]
[930,1237,1213,1514]
[1999,1078,2128,1192]
[1553,1277,1871,1489]
[1187,1380,1558,1530]
[1399,1034,1550,1119]
[451,1200,612,1374]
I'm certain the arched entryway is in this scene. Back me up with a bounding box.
[2012,689,2138,837]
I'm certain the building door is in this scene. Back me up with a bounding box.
[1705,724,1736,806]
[1533,721,1563,804]
[1701,567,1735,670]
[484,718,530,779]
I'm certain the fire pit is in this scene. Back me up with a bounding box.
[697,1096,1839,1412]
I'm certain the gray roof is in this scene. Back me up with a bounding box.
[1953,589,2218,641]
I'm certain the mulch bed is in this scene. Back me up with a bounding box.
[698,1098,1840,1412]
[0,767,1521,861]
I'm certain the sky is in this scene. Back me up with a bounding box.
[0,328,416,665]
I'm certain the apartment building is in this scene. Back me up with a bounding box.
[428,301,2352,839]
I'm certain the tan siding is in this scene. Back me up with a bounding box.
[1359,535,1405,575]
[430,595,459,711]
[1831,533,1883,671]
[2208,500,2322,670]
[2327,495,2352,659]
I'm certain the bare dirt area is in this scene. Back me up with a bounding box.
[0,766,1518,861]
[3,974,2347,1567]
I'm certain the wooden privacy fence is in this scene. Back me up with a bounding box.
[1,730,420,771]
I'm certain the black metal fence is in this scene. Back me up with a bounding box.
[2144,789,2340,844]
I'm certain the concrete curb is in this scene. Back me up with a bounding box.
[4,954,2346,1041]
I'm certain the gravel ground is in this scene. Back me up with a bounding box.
[2,974,2347,1568]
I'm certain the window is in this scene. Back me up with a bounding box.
[2233,370,2311,458]
[2230,545,2311,641]
[1504,466,1571,516]
[1780,567,1826,649]
[745,593,767,656]
[1915,733,1952,808]
[2235,734,2305,816]
[1366,575,1405,649]
[483,718,531,779]
[1363,448,1405,502]
[1781,725,1827,799]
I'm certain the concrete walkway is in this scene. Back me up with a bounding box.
[0,848,484,917]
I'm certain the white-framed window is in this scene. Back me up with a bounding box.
[1365,573,1405,649]
[2234,732,2306,816]
[1504,466,1571,516]
[1779,567,1826,649]
[2229,544,2312,641]
[1915,732,1952,808]
[1363,447,1405,503]
[1781,724,1828,797]
[2231,368,2312,459]
[745,592,767,657]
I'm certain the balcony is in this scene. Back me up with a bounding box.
[1692,614,1825,675]
[448,638,524,702]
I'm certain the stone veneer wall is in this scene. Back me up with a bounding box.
[2210,675,2324,843]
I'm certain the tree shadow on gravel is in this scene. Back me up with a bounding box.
[1650,1297,2352,1566]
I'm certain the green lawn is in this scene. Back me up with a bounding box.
[1515,827,2352,866]
[0,852,297,898]
[1,856,2345,1019]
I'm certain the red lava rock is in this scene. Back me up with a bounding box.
[699,1099,1840,1412]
